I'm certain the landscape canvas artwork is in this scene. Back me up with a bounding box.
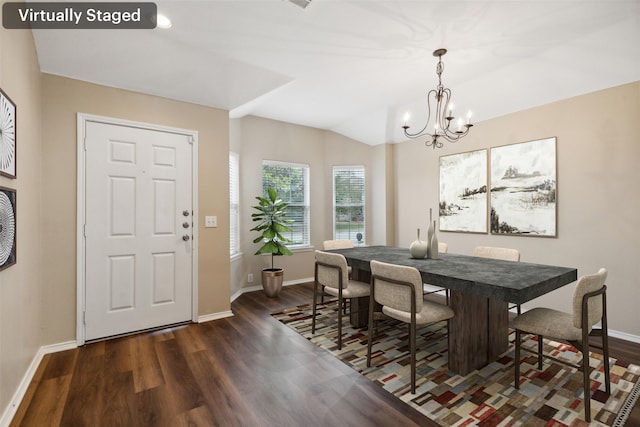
[439,149,487,233]
[490,137,557,236]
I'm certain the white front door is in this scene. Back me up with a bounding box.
[83,120,194,341]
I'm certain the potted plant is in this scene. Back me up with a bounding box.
[251,188,293,297]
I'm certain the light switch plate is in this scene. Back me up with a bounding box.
[205,215,217,228]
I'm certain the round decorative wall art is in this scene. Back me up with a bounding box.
[0,187,16,270]
[0,89,17,178]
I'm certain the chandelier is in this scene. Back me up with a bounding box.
[402,48,473,149]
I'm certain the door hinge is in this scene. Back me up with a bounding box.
[83,311,86,325]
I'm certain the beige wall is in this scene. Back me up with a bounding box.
[371,143,395,246]
[0,24,42,420]
[394,81,640,337]
[230,116,374,292]
[40,74,231,344]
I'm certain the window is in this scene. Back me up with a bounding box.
[262,160,310,248]
[333,166,365,244]
[229,152,240,257]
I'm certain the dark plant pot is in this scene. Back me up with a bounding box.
[262,268,284,298]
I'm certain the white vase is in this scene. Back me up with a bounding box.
[409,228,429,259]
[429,220,439,260]
[427,208,434,244]
[426,208,434,258]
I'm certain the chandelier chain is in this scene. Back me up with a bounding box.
[436,57,444,90]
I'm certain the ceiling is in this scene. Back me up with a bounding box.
[32,0,640,145]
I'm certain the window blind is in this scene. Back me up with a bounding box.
[262,160,310,247]
[333,166,365,244]
[229,152,240,256]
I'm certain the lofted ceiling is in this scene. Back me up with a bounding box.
[32,0,640,145]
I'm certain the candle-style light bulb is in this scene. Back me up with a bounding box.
[457,118,463,132]
[448,103,454,117]
[403,112,410,127]
[467,111,472,124]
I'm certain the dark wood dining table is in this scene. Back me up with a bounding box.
[329,245,578,375]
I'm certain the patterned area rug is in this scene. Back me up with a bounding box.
[272,301,640,426]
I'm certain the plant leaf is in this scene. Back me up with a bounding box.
[273,223,293,233]
[278,245,293,256]
[268,188,278,203]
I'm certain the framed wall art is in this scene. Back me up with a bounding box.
[0,89,17,178]
[490,137,557,237]
[439,149,488,233]
[0,186,16,270]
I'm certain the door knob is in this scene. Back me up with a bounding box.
[183,222,190,229]
[182,235,190,241]
[183,210,190,216]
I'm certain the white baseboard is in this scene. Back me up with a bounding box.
[198,310,234,323]
[230,288,246,302]
[44,341,78,353]
[233,284,263,299]
[609,329,640,344]
[0,341,77,427]
[284,277,314,286]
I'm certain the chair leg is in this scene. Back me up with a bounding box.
[366,293,375,368]
[602,297,611,395]
[514,329,521,389]
[603,329,611,394]
[337,295,343,350]
[410,322,416,394]
[320,285,325,304]
[581,344,591,422]
[312,280,319,334]
[537,335,543,370]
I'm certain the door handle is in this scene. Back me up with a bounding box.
[182,235,190,241]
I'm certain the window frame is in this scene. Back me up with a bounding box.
[229,152,240,259]
[261,160,311,249]
[332,165,366,245]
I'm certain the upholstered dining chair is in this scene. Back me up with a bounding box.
[367,260,454,393]
[312,250,370,350]
[512,268,610,422]
[438,242,448,254]
[322,239,354,250]
[472,246,521,313]
[320,239,355,304]
[423,242,450,304]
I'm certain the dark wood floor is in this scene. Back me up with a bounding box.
[10,283,640,426]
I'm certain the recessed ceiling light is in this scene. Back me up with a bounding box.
[156,13,172,29]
